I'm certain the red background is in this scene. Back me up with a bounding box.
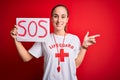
[0,0,120,80]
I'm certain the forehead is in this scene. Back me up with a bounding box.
[53,6,67,15]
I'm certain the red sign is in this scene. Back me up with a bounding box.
[16,18,50,42]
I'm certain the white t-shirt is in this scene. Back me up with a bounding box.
[28,33,81,80]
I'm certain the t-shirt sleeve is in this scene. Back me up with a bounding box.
[28,42,42,58]
[74,35,81,58]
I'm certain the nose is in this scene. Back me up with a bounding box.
[57,17,62,22]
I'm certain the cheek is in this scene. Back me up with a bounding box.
[64,18,69,23]
[52,18,57,23]
[64,20,68,24]
[52,19,57,26]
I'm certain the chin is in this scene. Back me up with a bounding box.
[54,27,63,31]
[55,28,63,31]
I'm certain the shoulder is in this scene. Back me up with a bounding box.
[67,33,81,45]
[67,33,80,40]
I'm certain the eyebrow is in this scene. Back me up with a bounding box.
[53,13,67,16]
[53,14,58,15]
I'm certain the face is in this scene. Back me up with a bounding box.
[52,6,69,32]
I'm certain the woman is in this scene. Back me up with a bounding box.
[10,4,100,80]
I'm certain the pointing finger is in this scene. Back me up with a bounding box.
[85,31,89,38]
[93,34,100,38]
[89,34,100,39]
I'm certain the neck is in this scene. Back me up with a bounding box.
[54,30,66,36]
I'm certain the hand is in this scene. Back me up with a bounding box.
[82,32,100,49]
[10,25,18,39]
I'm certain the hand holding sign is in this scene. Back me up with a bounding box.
[10,25,18,39]
[16,18,50,42]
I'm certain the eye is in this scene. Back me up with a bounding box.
[53,14,58,18]
[61,15,67,18]
[62,16,65,18]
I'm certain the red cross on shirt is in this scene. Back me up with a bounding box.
[55,49,69,62]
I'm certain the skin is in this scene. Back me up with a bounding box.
[75,32,100,68]
[10,25,33,62]
[10,6,100,68]
[52,6,69,35]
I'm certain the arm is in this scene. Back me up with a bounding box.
[10,25,33,62]
[75,46,87,68]
[75,32,100,68]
